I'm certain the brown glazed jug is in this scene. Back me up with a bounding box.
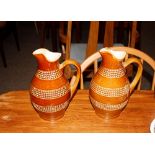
[30,48,81,121]
[89,48,143,119]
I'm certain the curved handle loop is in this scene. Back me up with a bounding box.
[60,59,81,98]
[123,57,143,93]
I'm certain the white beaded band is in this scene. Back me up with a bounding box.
[35,69,63,80]
[30,83,70,99]
[98,67,125,78]
[32,100,69,113]
[90,81,130,97]
[90,95,128,111]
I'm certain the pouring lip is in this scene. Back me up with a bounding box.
[33,48,61,62]
[100,47,126,61]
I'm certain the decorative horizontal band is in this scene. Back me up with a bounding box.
[98,67,125,78]
[30,83,70,99]
[90,95,128,111]
[35,69,63,80]
[32,100,69,113]
[90,81,130,97]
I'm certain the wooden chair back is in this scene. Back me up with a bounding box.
[59,21,141,86]
[103,21,138,48]
[59,21,72,60]
[59,21,139,60]
[80,46,155,90]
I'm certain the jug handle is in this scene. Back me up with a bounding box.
[123,57,143,93]
[59,59,81,98]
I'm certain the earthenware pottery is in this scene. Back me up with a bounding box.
[89,48,143,119]
[30,48,81,121]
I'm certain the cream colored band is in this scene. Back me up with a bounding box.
[35,69,63,80]
[30,83,70,99]
[32,100,69,113]
[90,95,128,111]
[90,81,130,97]
[98,67,125,78]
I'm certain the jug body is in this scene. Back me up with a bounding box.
[89,48,142,119]
[30,48,80,121]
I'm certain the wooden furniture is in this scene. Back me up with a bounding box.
[80,46,155,90]
[104,21,139,48]
[59,21,72,60]
[59,21,139,80]
[59,21,100,62]
[60,21,139,61]
[0,90,154,133]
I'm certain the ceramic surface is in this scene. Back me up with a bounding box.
[89,48,143,119]
[30,48,81,121]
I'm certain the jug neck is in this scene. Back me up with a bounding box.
[34,53,60,71]
[100,52,124,69]
[33,48,61,71]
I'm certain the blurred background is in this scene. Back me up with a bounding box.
[0,21,155,94]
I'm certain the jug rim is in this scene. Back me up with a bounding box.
[100,48,126,60]
[33,48,61,62]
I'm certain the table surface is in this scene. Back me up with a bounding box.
[0,90,154,133]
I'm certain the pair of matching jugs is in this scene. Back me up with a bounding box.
[30,48,142,121]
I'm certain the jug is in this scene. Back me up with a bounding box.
[30,48,81,121]
[89,48,143,119]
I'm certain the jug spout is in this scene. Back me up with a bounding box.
[33,48,61,70]
[99,48,126,69]
[100,48,126,61]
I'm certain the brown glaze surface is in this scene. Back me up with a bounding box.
[89,50,142,119]
[30,49,80,121]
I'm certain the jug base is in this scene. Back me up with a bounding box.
[95,111,121,120]
[38,113,65,121]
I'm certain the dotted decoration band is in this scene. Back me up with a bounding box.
[98,67,125,78]
[90,81,130,97]
[30,83,70,99]
[35,69,63,80]
[32,100,69,113]
[89,95,128,111]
